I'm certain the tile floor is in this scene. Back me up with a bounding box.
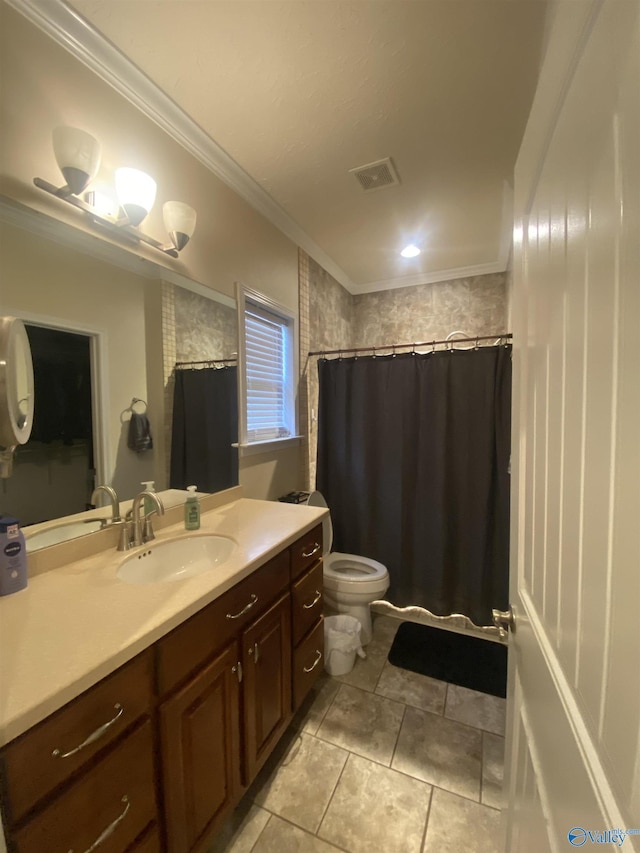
[210,616,506,853]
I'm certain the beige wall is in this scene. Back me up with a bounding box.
[0,220,155,505]
[0,5,304,502]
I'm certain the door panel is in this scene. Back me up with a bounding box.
[242,593,292,784]
[506,0,640,847]
[160,642,240,853]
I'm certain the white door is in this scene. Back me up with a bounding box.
[505,0,640,850]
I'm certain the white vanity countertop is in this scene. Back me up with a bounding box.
[0,497,326,747]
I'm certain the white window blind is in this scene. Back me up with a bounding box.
[245,304,292,441]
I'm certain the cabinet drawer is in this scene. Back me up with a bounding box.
[290,524,323,580]
[13,720,157,853]
[2,650,154,824]
[156,549,290,695]
[292,617,324,710]
[291,560,323,645]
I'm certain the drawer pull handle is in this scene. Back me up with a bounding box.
[303,650,323,673]
[68,794,130,853]
[52,703,124,759]
[303,590,322,609]
[302,542,321,559]
[232,662,243,683]
[226,593,258,620]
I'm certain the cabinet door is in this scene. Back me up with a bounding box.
[160,641,241,853]
[242,593,292,784]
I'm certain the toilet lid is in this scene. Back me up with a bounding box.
[306,490,333,555]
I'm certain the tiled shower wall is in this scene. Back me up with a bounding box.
[352,273,507,349]
[161,284,238,484]
[303,254,354,488]
[302,251,508,487]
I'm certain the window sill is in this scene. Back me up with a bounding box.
[233,436,303,457]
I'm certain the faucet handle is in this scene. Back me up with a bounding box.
[142,516,156,542]
[115,520,132,552]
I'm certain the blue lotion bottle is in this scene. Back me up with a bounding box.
[0,515,28,596]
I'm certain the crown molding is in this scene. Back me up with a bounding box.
[350,260,507,295]
[7,0,510,298]
[6,0,355,292]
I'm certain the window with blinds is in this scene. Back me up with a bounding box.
[244,302,294,442]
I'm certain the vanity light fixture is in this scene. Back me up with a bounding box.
[400,243,421,258]
[34,126,197,258]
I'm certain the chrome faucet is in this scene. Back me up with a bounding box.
[129,490,165,548]
[91,485,122,523]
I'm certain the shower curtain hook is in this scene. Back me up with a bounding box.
[475,336,479,350]
[372,346,377,358]
[431,340,436,354]
[392,344,396,358]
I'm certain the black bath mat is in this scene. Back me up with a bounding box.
[388,622,507,698]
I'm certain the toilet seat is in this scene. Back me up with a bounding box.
[323,552,389,596]
[324,552,388,581]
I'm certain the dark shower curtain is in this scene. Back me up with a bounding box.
[316,346,511,626]
[170,366,239,494]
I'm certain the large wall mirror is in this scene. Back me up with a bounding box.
[0,200,238,548]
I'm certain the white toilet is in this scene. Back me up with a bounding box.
[306,491,389,644]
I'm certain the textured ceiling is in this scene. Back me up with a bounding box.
[69,0,548,292]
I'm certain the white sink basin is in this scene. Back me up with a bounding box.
[117,534,236,584]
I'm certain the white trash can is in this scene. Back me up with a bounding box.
[324,615,366,676]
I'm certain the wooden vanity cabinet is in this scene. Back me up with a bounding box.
[1,525,324,853]
[156,551,293,853]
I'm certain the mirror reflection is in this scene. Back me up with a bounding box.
[0,207,239,546]
[0,316,35,477]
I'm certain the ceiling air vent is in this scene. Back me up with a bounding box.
[349,157,400,192]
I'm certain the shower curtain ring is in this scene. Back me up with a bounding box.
[372,346,377,358]
[475,337,479,350]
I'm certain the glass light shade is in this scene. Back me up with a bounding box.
[400,243,421,258]
[115,167,157,226]
[163,201,197,251]
[52,126,101,195]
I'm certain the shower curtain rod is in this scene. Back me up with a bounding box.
[175,357,237,368]
[308,332,512,358]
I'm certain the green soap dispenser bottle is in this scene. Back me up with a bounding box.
[185,486,201,531]
[141,481,156,514]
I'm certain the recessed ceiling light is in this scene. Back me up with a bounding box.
[400,244,421,258]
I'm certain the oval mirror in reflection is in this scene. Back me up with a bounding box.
[0,317,35,476]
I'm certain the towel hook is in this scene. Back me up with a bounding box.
[120,397,147,423]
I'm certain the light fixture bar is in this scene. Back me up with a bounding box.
[34,176,180,258]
